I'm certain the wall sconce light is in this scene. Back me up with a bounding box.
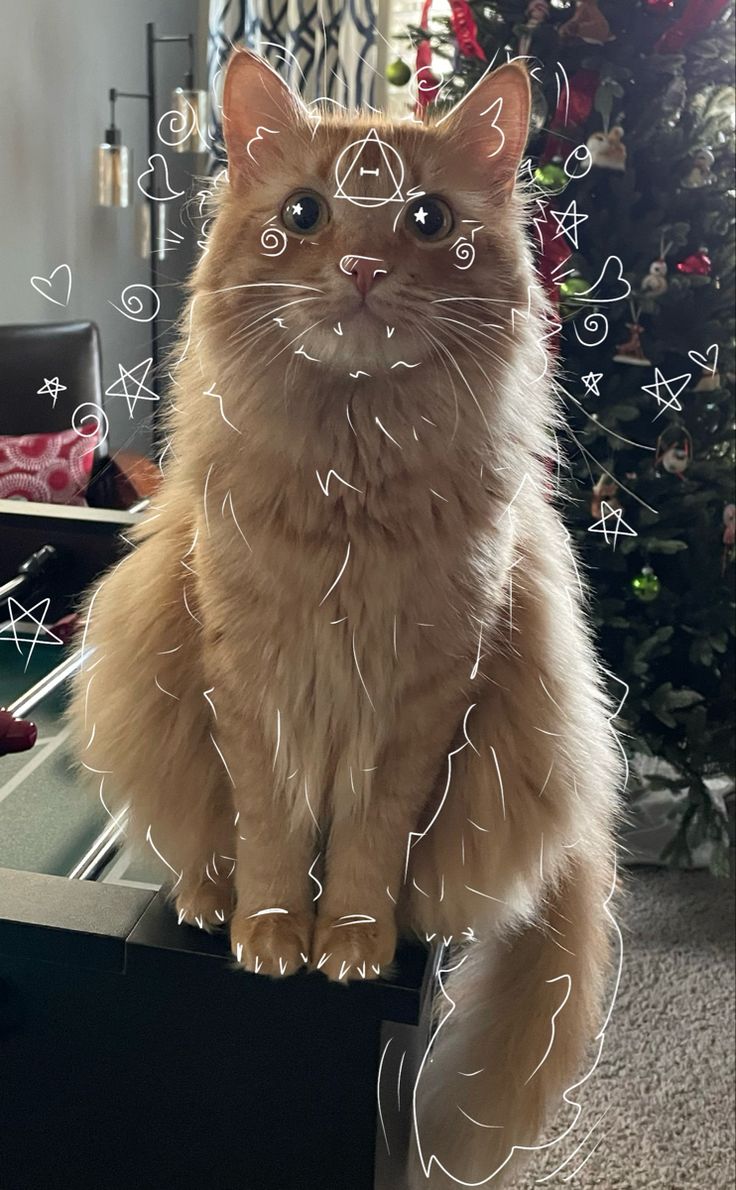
[96,26,206,207]
[97,96,131,208]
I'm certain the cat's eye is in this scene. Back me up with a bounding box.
[281,191,330,236]
[405,196,454,243]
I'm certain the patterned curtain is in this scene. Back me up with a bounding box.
[207,0,384,167]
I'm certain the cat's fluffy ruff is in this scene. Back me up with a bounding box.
[67,52,622,1188]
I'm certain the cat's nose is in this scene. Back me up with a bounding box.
[340,255,389,297]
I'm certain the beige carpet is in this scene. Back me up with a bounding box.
[517,866,736,1189]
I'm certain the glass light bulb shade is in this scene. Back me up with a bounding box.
[170,87,208,153]
[137,202,170,262]
[97,142,131,207]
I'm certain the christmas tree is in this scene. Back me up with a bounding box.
[396,0,735,872]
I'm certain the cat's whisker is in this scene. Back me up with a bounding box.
[430,322,503,365]
[200,281,325,298]
[421,326,493,440]
[221,296,318,342]
[224,296,321,349]
[263,318,327,369]
[429,318,512,377]
[228,316,304,359]
[213,296,301,336]
[430,293,517,307]
[434,314,510,348]
[413,324,462,441]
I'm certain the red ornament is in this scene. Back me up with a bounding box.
[654,0,730,53]
[676,249,712,276]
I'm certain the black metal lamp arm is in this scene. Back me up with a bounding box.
[105,22,197,451]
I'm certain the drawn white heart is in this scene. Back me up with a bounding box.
[575,255,631,305]
[137,153,184,201]
[576,257,628,307]
[30,263,72,308]
[688,343,718,374]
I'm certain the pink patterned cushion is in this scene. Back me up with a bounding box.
[0,426,98,505]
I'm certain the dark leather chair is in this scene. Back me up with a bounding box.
[0,321,108,461]
[0,320,145,506]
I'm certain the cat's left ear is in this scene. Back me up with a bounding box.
[222,48,306,186]
[439,62,531,197]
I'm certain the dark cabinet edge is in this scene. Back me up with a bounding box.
[0,872,430,1022]
[126,891,429,1025]
[0,867,154,973]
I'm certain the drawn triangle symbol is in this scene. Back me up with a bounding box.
[334,128,404,205]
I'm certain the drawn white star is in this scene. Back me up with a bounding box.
[588,501,637,550]
[582,372,603,397]
[641,369,691,420]
[414,206,428,225]
[0,596,64,670]
[37,376,67,408]
[105,357,159,418]
[550,200,588,249]
[292,202,303,216]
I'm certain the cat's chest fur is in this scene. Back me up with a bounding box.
[198,432,499,818]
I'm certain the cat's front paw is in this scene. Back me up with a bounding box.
[174,876,234,931]
[310,913,397,982]
[229,908,313,978]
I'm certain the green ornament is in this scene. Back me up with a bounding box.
[386,58,412,87]
[631,566,661,602]
[559,275,590,320]
[559,276,589,301]
[534,162,566,192]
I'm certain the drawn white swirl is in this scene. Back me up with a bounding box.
[452,237,476,270]
[260,226,288,257]
[564,144,593,180]
[157,105,197,148]
[407,68,448,110]
[109,284,161,324]
[72,403,110,451]
[573,310,609,348]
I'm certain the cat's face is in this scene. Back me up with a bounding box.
[197,53,531,385]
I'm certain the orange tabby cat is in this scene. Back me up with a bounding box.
[68,50,621,1188]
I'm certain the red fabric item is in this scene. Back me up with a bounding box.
[541,69,599,162]
[0,426,97,505]
[449,1,486,60]
[416,0,439,110]
[415,0,481,112]
[654,0,730,53]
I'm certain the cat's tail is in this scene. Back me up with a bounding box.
[407,852,617,1189]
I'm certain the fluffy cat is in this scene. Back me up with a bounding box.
[68,50,622,1188]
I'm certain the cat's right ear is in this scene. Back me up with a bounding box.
[222,49,304,186]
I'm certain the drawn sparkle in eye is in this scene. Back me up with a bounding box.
[414,206,429,225]
[292,202,303,216]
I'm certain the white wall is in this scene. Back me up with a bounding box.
[0,0,206,453]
